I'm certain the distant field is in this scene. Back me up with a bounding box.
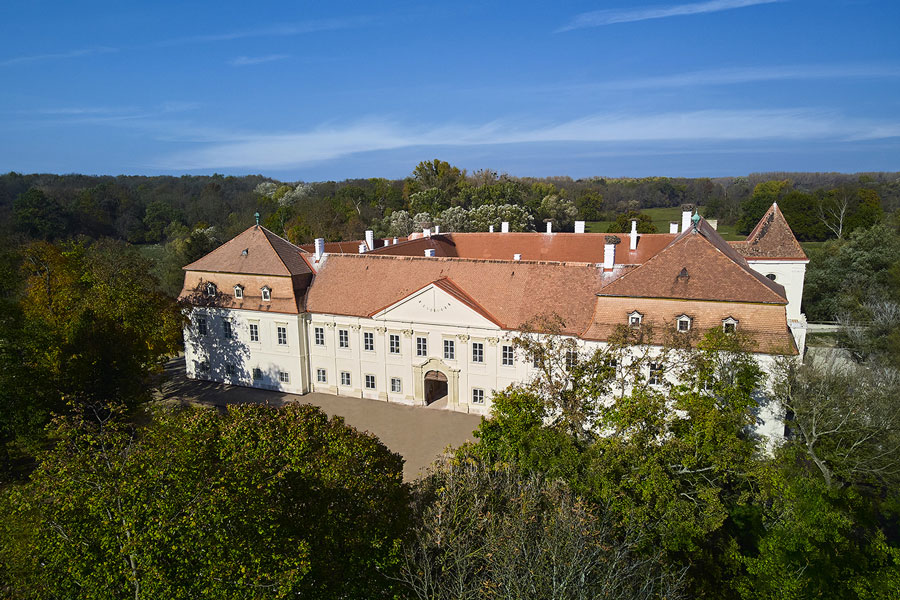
[586,207,744,241]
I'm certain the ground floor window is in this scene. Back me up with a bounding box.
[225,363,236,376]
[252,368,262,380]
[649,362,664,386]
[340,371,351,386]
[316,368,327,383]
[365,374,376,389]
[198,360,209,373]
[391,377,402,393]
[279,371,290,383]
[472,388,485,404]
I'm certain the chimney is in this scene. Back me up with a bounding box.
[489,225,494,233]
[603,244,615,270]
[513,253,521,261]
[434,225,440,234]
[669,221,679,234]
[358,243,367,254]
[314,238,325,261]
[384,238,390,247]
[423,227,431,237]
[630,220,638,251]
[681,208,692,232]
[574,221,585,233]
[501,221,509,233]
[365,230,374,251]
[546,222,552,234]
[424,249,436,257]
[393,237,398,245]
[707,219,718,230]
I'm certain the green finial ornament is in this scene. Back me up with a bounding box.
[254,212,260,226]
[691,210,701,231]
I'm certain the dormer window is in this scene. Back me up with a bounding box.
[629,311,643,328]
[723,317,738,334]
[261,286,271,302]
[676,315,692,332]
[205,282,217,297]
[233,285,244,299]
[766,273,777,281]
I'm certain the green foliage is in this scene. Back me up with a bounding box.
[538,194,578,230]
[467,203,534,232]
[607,211,658,234]
[0,404,409,599]
[736,180,792,234]
[13,188,68,240]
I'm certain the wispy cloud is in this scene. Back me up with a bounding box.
[0,46,117,67]
[557,0,783,32]
[229,54,290,67]
[158,109,900,170]
[157,16,372,46]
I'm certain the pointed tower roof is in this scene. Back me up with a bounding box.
[730,202,807,260]
[183,225,312,276]
[598,217,787,305]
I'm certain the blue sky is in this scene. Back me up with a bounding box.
[1,0,898,180]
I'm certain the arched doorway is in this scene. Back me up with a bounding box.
[424,370,448,406]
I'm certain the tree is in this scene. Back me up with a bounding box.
[398,455,683,600]
[384,210,415,237]
[607,211,657,234]
[467,204,533,232]
[736,180,792,235]
[435,206,469,232]
[13,188,68,240]
[575,190,604,221]
[538,194,578,230]
[406,159,464,197]
[0,403,409,599]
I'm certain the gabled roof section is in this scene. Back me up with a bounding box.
[183,225,312,276]
[730,203,807,260]
[598,217,788,305]
[431,277,504,326]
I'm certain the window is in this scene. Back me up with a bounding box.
[501,345,514,366]
[472,388,485,404]
[676,315,691,332]
[279,371,290,383]
[249,322,259,342]
[277,325,288,346]
[314,327,325,346]
[472,342,484,363]
[389,334,400,354]
[723,318,738,334]
[198,360,209,373]
[766,273,777,281]
[416,336,428,357]
[261,286,271,302]
[340,371,351,386]
[607,358,619,369]
[316,368,327,383]
[532,353,541,368]
[233,285,243,299]
[629,311,642,328]
[566,350,578,370]
[197,317,207,336]
[205,282,217,297]
[365,374,376,390]
[339,329,349,348]
[443,339,455,360]
[225,363,235,376]
[364,331,374,351]
[391,377,402,393]
[222,319,232,339]
[252,368,262,380]
[648,362,663,386]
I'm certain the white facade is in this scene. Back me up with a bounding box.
[745,258,809,353]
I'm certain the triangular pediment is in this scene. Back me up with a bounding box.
[370,279,502,329]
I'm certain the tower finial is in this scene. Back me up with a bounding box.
[691,210,701,231]
[254,212,260,226]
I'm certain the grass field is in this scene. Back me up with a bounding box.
[586,207,744,241]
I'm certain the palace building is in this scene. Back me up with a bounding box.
[180,204,807,429]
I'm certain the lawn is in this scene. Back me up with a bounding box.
[586,207,744,241]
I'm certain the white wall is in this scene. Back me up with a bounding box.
[746,259,808,355]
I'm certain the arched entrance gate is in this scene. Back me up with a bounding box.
[413,358,459,409]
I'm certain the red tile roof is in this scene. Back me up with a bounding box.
[183,225,312,276]
[729,203,807,260]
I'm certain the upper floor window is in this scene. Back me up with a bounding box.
[233,285,244,299]
[648,362,664,386]
[565,350,578,371]
[222,319,232,339]
[249,322,259,342]
[416,336,428,357]
[197,316,207,336]
[629,311,643,328]
[676,315,691,332]
[472,342,484,363]
[277,325,288,346]
[723,317,739,334]
[501,345,514,366]
[314,327,325,346]
[364,332,374,351]
[261,286,271,302]
[339,329,349,348]
[205,282,217,297]
[389,334,400,354]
